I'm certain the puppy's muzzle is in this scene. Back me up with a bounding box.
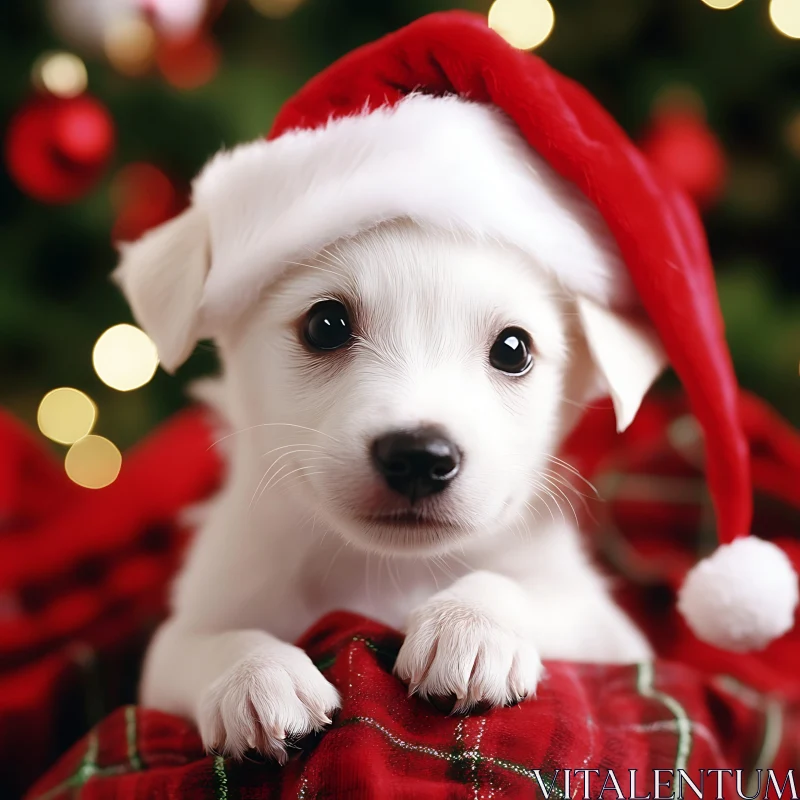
[370,426,461,502]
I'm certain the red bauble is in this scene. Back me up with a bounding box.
[156,31,220,89]
[639,111,726,210]
[4,95,115,204]
[111,162,185,242]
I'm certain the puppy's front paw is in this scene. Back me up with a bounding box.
[394,599,543,713]
[198,645,340,762]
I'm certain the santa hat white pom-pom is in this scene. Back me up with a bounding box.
[678,538,799,652]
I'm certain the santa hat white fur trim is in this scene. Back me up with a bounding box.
[678,537,799,652]
[192,93,633,333]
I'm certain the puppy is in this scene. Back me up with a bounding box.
[117,102,667,764]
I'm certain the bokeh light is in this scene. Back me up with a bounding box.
[149,0,207,38]
[33,52,88,98]
[700,0,744,9]
[248,0,305,19]
[37,387,97,444]
[785,111,800,157]
[104,16,157,77]
[92,324,159,391]
[770,0,800,38]
[156,32,220,89]
[488,0,555,51]
[65,435,122,489]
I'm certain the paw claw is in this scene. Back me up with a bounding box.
[396,599,542,714]
[198,646,341,762]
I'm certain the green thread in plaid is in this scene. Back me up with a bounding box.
[125,705,144,771]
[715,675,785,796]
[314,635,396,671]
[749,698,783,797]
[338,716,566,797]
[213,754,229,800]
[636,662,693,773]
[30,730,128,800]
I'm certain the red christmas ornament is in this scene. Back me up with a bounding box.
[156,31,220,89]
[638,111,727,210]
[111,162,185,243]
[4,95,115,204]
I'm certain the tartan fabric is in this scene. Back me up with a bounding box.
[0,408,221,798]
[24,612,800,800]
[1,392,798,798]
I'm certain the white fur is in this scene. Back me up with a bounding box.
[114,206,210,372]
[128,220,659,762]
[577,296,666,432]
[678,538,799,652]
[188,94,634,336]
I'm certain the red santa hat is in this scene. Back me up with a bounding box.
[118,11,797,651]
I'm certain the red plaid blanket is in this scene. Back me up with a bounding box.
[1,394,798,799]
[24,612,800,800]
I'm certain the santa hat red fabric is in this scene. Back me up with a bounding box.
[119,11,798,651]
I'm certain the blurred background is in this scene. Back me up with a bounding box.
[1,0,799,490]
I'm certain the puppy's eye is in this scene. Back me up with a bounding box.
[490,327,533,375]
[303,300,353,351]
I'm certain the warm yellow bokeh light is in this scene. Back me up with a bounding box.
[489,0,555,50]
[785,112,800,157]
[249,0,305,18]
[37,388,97,445]
[93,324,159,391]
[700,0,744,9]
[104,16,157,77]
[770,0,800,38]
[33,52,88,98]
[65,435,122,489]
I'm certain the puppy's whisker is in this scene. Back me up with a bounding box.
[251,448,319,510]
[265,448,326,475]
[261,442,325,458]
[209,422,339,451]
[446,551,471,572]
[282,259,346,279]
[424,560,440,592]
[254,451,317,509]
[264,464,326,495]
[536,472,580,526]
[520,495,542,522]
[539,468,593,505]
[541,454,599,497]
[539,470,593,519]
[513,515,526,543]
[432,554,456,582]
[251,462,291,510]
[316,245,351,272]
[277,470,326,495]
[387,555,403,597]
[528,480,561,524]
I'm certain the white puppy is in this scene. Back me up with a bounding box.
[116,100,668,764]
[121,219,660,762]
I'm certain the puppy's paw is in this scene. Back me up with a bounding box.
[394,598,543,713]
[197,645,340,762]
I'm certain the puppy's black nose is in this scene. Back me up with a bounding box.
[371,427,461,502]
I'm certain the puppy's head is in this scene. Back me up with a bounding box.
[116,214,665,556]
[232,220,576,554]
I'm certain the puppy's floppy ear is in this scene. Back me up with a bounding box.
[576,296,668,433]
[113,207,209,373]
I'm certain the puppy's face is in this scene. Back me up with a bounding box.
[224,221,579,555]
